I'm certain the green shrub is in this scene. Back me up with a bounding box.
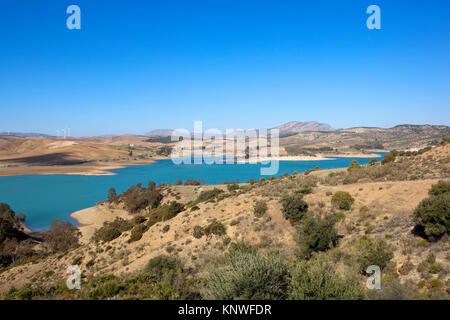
[296,215,339,259]
[80,275,122,299]
[147,201,185,227]
[413,193,449,238]
[347,160,361,172]
[280,194,308,223]
[204,220,226,236]
[428,180,450,196]
[107,187,118,203]
[86,259,95,268]
[331,191,355,211]
[192,226,205,239]
[128,224,149,243]
[356,237,393,274]
[132,215,147,225]
[121,183,163,213]
[428,264,443,274]
[93,218,127,242]
[368,277,422,300]
[289,255,364,300]
[44,219,80,253]
[416,239,428,247]
[190,205,200,212]
[203,250,290,300]
[196,188,224,202]
[227,184,240,192]
[144,255,182,278]
[298,188,312,195]
[253,200,268,217]
[381,153,396,165]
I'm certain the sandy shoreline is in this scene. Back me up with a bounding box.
[240,153,382,163]
[0,159,160,177]
[70,205,131,244]
[0,153,383,176]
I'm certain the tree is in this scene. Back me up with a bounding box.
[428,180,450,196]
[381,153,395,165]
[45,219,80,253]
[107,188,118,203]
[296,215,339,259]
[413,193,449,239]
[280,194,308,223]
[347,160,361,172]
[331,191,355,211]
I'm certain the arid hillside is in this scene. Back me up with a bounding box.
[0,140,448,300]
[0,135,172,176]
[280,124,450,155]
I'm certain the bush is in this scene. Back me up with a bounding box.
[133,215,147,225]
[144,255,182,278]
[428,180,450,196]
[413,193,449,239]
[196,188,224,202]
[44,219,80,253]
[331,191,355,211]
[93,218,129,242]
[203,250,290,300]
[146,201,185,227]
[107,187,118,203]
[289,255,364,300]
[381,153,395,165]
[298,188,312,195]
[356,237,393,274]
[347,160,361,172]
[296,215,339,259]
[280,194,308,223]
[227,183,240,192]
[120,183,163,213]
[204,220,226,237]
[368,278,422,300]
[80,275,123,299]
[128,224,149,243]
[253,200,268,217]
[192,226,205,239]
[183,179,205,186]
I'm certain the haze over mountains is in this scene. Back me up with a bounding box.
[2,122,449,142]
[272,121,334,135]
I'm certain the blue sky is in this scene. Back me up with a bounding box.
[0,0,449,136]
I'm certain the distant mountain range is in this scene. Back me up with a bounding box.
[271,121,334,136]
[143,129,175,137]
[143,121,335,138]
[0,132,54,138]
[280,124,450,154]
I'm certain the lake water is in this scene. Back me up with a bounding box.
[0,155,384,231]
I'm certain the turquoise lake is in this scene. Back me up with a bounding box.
[0,155,384,231]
